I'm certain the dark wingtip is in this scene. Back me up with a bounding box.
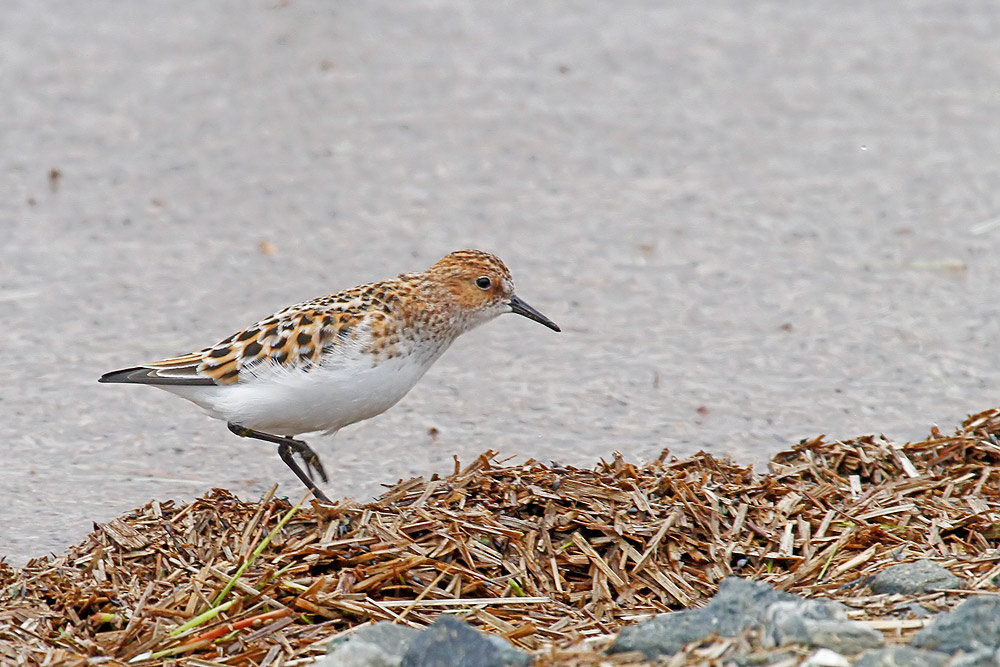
[98,367,216,386]
[99,367,142,383]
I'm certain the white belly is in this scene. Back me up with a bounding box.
[159,351,442,436]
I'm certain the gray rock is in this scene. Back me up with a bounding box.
[764,600,883,653]
[608,606,712,657]
[702,577,804,635]
[610,577,792,656]
[320,622,421,667]
[399,615,531,667]
[948,647,1000,667]
[869,561,963,595]
[900,602,935,618]
[729,649,801,665]
[912,596,1000,654]
[854,646,949,667]
[609,577,882,659]
[801,648,850,666]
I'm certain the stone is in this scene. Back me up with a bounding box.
[702,577,803,635]
[948,647,1000,667]
[609,577,792,656]
[609,576,881,659]
[854,646,949,667]
[868,560,963,595]
[801,648,850,667]
[608,606,711,657]
[399,615,531,667]
[320,621,420,667]
[911,596,1000,654]
[764,600,882,653]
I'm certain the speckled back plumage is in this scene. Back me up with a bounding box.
[114,249,518,387]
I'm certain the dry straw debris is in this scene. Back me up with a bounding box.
[3,408,1000,665]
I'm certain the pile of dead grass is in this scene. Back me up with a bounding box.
[3,409,1000,665]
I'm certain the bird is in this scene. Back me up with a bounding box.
[99,249,560,502]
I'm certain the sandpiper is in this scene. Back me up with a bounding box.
[99,249,560,501]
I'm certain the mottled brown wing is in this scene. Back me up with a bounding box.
[100,281,397,387]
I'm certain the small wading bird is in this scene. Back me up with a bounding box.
[99,249,560,502]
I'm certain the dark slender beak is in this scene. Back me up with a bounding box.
[508,295,561,332]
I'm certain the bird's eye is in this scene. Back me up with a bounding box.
[475,276,492,290]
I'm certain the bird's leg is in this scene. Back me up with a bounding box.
[227,423,331,502]
[276,442,332,503]
[226,423,328,482]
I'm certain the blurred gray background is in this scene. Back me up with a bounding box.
[3,1,1000,564]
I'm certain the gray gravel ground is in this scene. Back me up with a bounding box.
[3,1,1000,565]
